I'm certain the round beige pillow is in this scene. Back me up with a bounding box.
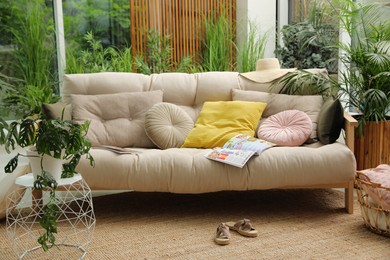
[258,110,312,146]
[145,103,194,149]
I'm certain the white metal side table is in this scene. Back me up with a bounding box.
[6,173,96,259]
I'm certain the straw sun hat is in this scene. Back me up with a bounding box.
[240,58,296,83]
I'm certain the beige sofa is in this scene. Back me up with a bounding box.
[59,72,357,213]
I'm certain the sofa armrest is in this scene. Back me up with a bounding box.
[343,112,358,152]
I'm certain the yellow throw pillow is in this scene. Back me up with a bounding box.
[181,101,267,148]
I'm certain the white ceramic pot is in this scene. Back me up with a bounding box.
[26,147,42,180]
[26,147,65,181]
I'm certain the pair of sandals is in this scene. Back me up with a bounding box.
[214,219,258,245]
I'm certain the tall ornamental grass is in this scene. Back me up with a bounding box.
[237,21,268,72]
[0,0,58,117]
[202,14,235,71]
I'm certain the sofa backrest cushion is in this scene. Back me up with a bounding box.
[238,75,283,93]
[145,103,194,149]
[62,72,151,103]
[194,72,240,105]
[181,101,267,148]
[71,90,163,148]
[232,89,324,140]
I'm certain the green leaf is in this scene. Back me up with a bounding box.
[4,154,19,173]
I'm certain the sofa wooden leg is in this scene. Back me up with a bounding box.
[345,180,354,214]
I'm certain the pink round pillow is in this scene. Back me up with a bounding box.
[258,110,312,146]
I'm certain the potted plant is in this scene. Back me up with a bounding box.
[330,0,390,170]
[0,115,94,179]
[0,112,94,251]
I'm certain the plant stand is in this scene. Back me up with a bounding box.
[6,173,95,259]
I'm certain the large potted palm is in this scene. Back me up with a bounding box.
[332,0,390,170]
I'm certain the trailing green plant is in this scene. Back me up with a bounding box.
[201,13,235,71]
[33,173,60,251]
[328,0,390,128]
[275,0,338,73]
[237,21,268,73]
[66,31,134,73]
[135,30,197,75]
[0,0,58,118]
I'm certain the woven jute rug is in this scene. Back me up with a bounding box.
[1,189,389,259]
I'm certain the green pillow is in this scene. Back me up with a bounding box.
[318,98,344,144]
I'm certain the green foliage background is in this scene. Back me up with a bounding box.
[0,0,268,119]
[275,0,338,73]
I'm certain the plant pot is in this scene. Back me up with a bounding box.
[26,147,65,181]
[26,147,42,180]
[354,120,390,170]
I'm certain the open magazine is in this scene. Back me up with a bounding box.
[204,134,276,168]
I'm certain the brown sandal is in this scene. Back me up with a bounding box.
[214,223,231,245]
[226,219,258,237]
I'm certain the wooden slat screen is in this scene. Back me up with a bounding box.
[130,0,236,66]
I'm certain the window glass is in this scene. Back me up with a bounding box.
[63,0,130,50]
[0,0,57,119]
[276,0,339,73]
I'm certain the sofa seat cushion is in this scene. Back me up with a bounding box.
[71,90,163,148]
[182,101,267,148]
[145,103,194,149]
[76,143,356,193]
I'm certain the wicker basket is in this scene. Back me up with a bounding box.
[355,171,390,237]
